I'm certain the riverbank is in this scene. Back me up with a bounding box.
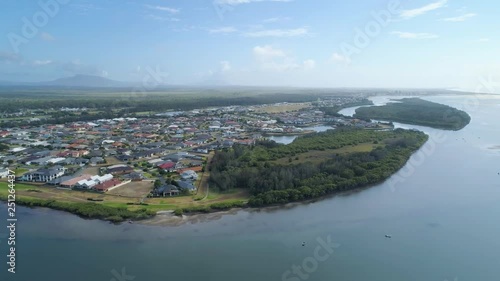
[137,176,414,227]
[262,129,316,136]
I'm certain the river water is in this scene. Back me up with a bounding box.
[1,95,500,281]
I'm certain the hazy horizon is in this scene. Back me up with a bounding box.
[1,0,499,92]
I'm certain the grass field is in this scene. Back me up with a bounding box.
[104,157,122,166]
[273,142,381,165]
[81,166,99,175]
[254,103,311,113]
[107,181,153,197]
[14,168,29,175]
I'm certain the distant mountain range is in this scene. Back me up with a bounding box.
[40,74,127,87]
[0,75,133,88]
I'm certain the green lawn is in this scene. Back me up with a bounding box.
[0,181,36,194]
[14,168,29,176]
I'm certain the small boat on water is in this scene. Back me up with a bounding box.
[385,235,392,238]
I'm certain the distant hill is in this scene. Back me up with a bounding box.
[0,75,131,88]
[39,75,126,87]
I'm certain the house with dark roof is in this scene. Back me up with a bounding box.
[176,180,196,191]
[90,157,105,165]
[152,184,180,197]
[21,166,65,182]
[107,165,134,175]
[64,157,89,165]
[131,151,154,159]
[116,155,132,162]
[122,172,144,181]
[163,152,189,162]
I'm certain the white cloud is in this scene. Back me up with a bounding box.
[253,45,312,72]
[40,32,55,41]
[478,38,490,42]
[33,60,53,66]
[253,45,286,60]
[330,53,351,65]
[400,0,448,19]
[70,3,102,15]
[215,0,292,5]
[145,5,179,14]
[220,61,231,72]
[303,59,316,70]
[146,14,180,22]
[262,17,291,23]
[440,13,477,22]
[243,27,308,37]
[209,27,238,33]
[391,31,439,39]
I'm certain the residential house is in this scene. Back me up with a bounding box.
[0,168,10,178]
[90,157,105,165]
[116,155,132,162]
[94,179,122,192]
[21,166,65,182]
[122,172,144,181]
[107,165,134,175]
[152,184,180,197]
[76,174,114,189]
[157,161,176,172]
[180,169,199,180]
[64,157,89,165]
[176,180,196,192]
[222,140,234,148]
[59,174,93,188]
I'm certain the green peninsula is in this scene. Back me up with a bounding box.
[353,98,471,130]
[209,128,428,207]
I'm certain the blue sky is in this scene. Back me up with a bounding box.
[0,0,498,89]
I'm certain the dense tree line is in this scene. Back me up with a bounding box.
[354,98,471,130]
[0,110,125,128]
[208,128,428,206]
[0,91,321,113]
[0,91,326,127]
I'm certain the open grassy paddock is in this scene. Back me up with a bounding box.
[272,142,381,165]
[107,180,154,197]
[254,103,311,113]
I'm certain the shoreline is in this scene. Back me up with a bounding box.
[136,177,396,227]
[0,180,386,227]
[262,129,317,136]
